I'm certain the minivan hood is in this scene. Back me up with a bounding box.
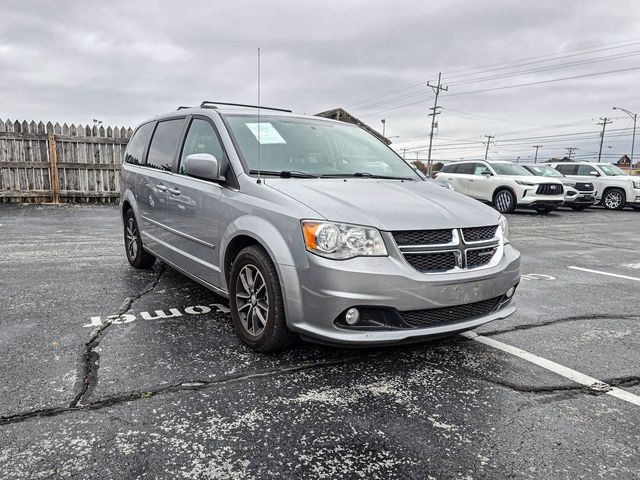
[266,178,500,231]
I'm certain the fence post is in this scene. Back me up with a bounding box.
[47,133,60,203]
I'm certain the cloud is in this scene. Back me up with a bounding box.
[1,0,638,161]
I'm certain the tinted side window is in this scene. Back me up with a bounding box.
[441,163,457,173]
[456,163,475,174]
[179,119,226,175]
[125,122,154,165]
[577,164,596,175]
[555,164,578,175]
[146,119,185,171]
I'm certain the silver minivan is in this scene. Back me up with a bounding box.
[120,102,520,351]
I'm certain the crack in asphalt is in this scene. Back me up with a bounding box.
[479,314,640,336]
[68,264,166,407]
[0,356,366,426]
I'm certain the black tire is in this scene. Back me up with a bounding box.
[229,245,297,352]
[123,209,156,269]
[602,188,626,210]
[570,205,589,211]
[535,206,554,214]
[493,189,516,214]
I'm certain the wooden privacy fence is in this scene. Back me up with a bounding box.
[0,119,133,203]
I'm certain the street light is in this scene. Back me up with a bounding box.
[613,107,637,172]
[381,119,386,137]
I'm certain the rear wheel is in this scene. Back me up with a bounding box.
[602,189,626,210]
[229,245,297,352]
[493,189,516,214]
[123,209,156,269]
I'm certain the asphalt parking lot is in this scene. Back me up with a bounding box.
[1,204,639,479]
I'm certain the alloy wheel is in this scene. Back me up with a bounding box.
[495,191,513,213]
[126,217,138,260]
[604,191,622,209]
[235,264,269,336]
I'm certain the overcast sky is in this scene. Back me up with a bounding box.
[2,1,639,162]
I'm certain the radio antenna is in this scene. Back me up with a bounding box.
[256,47,262,184]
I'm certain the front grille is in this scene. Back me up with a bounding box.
[405,252,457,272]
[466,247,498,269]
[400,296,504,327]
[536,183,563,195]
[462,225,497,242]
[574,182,594,192]
[392,229,452,246]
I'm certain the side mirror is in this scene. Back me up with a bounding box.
[589,171,600,177]
[481,171,492,177]
[184,153,223,182]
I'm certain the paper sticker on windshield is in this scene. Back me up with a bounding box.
[245,122,286,144]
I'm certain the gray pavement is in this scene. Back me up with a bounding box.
[1,204,639,479]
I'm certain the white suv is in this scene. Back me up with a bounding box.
[547,162,640,210]
[436,160,565,214]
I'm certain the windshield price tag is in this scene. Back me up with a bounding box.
[246,122,287,144]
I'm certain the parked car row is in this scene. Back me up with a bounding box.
[434,160,640,214]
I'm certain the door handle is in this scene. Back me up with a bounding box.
[168,187,181,196]
[447,177,453,180]
[156,184,167,191]
[469,179,475,182]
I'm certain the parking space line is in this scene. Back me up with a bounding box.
[568,266,640,282]
[461,331,640,407]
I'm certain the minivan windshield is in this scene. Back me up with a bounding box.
[491,163,533,176]
[223,114,419,179]
[524,165,564,177]
[598,164,626,176]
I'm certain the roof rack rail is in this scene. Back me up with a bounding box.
[176,105,194,110]
[199,101,292,113]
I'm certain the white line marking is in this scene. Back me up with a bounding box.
[568,266,640,282]
[462,331,640,407]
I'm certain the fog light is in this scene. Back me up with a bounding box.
[505,287,515,298]
[344,308,360,326]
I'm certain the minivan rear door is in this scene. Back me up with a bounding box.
[162,116,225,287]
[136,118,186,259]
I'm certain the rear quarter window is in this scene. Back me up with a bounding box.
[556,164,579,175]
[125,122,155,165]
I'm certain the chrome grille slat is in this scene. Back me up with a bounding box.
[392,226,500,273]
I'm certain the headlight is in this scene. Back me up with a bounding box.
[301,221,388,259]
[633,180,640,189]
[499,215,510,244]
[515,180,536,187]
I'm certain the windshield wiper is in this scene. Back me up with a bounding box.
[249,169,318,178]
[320,172,415,180]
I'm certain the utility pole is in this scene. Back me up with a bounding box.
[532,145,543,163]
[426,72,448,176]
[402,147,407,159]
[381,119,386,138]
[565,146,578,159]
[483,135,494,160]
[613,107,637,172]
[597,117,613,162]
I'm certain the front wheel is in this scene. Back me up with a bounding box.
[493,189,516,214]
[602,189,626,210]
[123,209,156,269]
[229,245,297,352]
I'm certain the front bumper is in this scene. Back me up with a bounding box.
[279,242,520,346]
[564,191,597,206]
[516,190,564,209]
